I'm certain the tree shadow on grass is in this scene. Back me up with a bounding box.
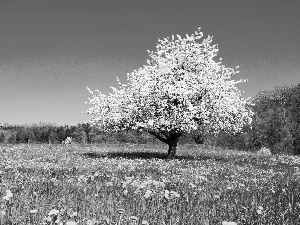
[81,151,229,162]
[82,151,169,160]
[82,150,300,171]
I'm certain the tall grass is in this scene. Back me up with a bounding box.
[1,143,300,224]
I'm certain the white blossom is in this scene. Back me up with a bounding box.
[86,28,252,147]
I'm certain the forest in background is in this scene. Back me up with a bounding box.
[1,83,300,155]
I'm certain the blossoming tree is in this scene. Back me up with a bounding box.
[86,28,252,158]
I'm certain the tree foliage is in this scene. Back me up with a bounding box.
[87,28,252,157]
[250,84,300,154]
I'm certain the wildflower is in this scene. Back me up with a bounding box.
[122,182,128,189]
[66,221,78,225]
[123,189,128,196]
[124,176,134,184]
[170,191,180,198]
[144,190,152,199]
[257,206,263,215]
[43,215,53,224]
[214,194,220,199]
[65,137,72,144]
[106,181,113,186]
[86,219,94,225]
[71,211,78,217]
[257,209,263,214]
[189,183,196,188]
[48,209,60,216]
[198,175,208,182]
[78,175,86,183]
[86,219,100,225]
[3,190,13,200]
[164,190,170,199]
[6,190,13,198]
[105,217,110,224]
[222,222,237,225]
[269,185,276,193]
[3,196,10,201]
[30,209,38,214]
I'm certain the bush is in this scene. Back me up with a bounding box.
[257,147,272,156]
[0,130,7,143]
[6,131,17,144]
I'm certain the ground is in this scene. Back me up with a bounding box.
[1,143,300,224]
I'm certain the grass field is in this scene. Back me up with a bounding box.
[1,143,300,225]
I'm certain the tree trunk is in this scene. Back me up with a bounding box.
[167,135,181,158]
[148,130,181,159]
[168,142,177,158]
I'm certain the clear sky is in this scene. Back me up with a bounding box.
[1,0,299,126]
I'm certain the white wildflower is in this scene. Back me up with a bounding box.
[66,221,78,225]
[30,209,38,214]
[222,222,237,225]
[164,190,170,199]
[257,206,263,215]
[48,209,60,216]
[144,190,152,199]
[170,191,180,198]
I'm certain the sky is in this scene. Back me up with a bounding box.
[1,0,300,126]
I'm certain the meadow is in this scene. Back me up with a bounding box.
[1,143,300,225]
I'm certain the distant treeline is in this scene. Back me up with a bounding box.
[0,122,160,145]
[1,83,300,155]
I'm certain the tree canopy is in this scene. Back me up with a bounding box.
[86,28,252,157]
[251,84,300,154]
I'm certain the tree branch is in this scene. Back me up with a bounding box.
[148,130,168,144]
